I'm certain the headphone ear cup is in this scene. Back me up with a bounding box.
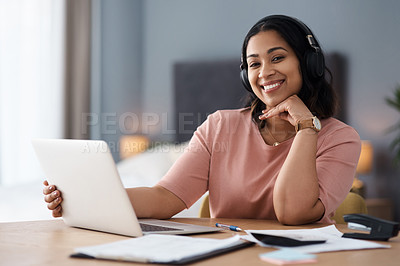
[240,68,253,92]
[306,51,325,78]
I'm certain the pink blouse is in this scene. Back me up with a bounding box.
[158,108,361,223]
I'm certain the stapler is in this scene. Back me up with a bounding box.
[342,213,399,241]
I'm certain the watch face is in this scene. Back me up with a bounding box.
[313,117,322,130]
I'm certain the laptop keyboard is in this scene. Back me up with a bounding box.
[139,223,184,232]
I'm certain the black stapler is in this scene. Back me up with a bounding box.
[342,213,399,241]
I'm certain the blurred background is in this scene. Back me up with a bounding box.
[0,0,399,222]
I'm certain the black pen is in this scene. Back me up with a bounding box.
[215,223,243,232]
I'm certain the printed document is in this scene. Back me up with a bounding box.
[244,225,390,253]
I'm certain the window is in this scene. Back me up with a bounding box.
[0,0,65,186]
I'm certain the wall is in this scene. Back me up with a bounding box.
[91,0,143,160]
[96,0,400,219]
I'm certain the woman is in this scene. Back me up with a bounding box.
[44,15,361,225]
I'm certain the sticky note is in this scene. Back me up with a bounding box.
[259,248,317,265]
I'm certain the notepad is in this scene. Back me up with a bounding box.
[259,249,317,265]
[71,234,253,264]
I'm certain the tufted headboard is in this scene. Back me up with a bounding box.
[173,53,347,143]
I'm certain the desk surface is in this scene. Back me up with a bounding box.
[0,218,399,266]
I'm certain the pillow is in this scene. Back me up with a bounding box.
[117,141,205,217]
[117,141,189,188]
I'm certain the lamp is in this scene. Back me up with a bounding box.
[352,140,373,197]
[119,135,150,160]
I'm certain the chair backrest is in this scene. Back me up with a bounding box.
[332,192,367,224]
[198,194,210,218]
[198,192,368,224]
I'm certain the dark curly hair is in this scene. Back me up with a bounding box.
[241,15,337,127]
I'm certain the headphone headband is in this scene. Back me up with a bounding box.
[252,15,321,55]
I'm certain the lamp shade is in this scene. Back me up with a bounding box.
[119,135,150,160]
[356,141,373,174]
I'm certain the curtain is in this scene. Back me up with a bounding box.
[64,0,91,139]
[0,0,65,186]
[0,0,92,186]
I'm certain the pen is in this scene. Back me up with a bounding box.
[215,223,243,232]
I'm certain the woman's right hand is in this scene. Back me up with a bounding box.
[43,180,63,217]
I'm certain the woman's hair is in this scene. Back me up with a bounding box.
[241,15,337,127]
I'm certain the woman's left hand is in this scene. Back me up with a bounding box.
[258,95,314,126]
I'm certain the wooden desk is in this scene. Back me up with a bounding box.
[0,218,399,266]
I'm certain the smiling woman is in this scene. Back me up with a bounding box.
[43,14,361,226]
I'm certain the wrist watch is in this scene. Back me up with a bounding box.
[295,116,321,133]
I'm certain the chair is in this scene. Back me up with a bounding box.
[332,192,367,223]
[198,192,367,224]
[198,193,211,218]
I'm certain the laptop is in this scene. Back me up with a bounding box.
[32,139,222,237]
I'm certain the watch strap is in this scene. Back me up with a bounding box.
[295,116,321,133]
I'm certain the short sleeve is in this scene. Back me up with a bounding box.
[316,125,361,222]
[157,112,222,208]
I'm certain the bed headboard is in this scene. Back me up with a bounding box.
[173,59,246,143]
[173,53,347,143]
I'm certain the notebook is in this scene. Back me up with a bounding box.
[32,138,222,237]
[71,234,254,264]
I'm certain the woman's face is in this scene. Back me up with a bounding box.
[246,30,302,108]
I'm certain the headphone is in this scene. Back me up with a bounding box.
[240,15,325,92]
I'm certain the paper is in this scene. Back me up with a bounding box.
[74,234,245,263]
[244,225,390,253]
